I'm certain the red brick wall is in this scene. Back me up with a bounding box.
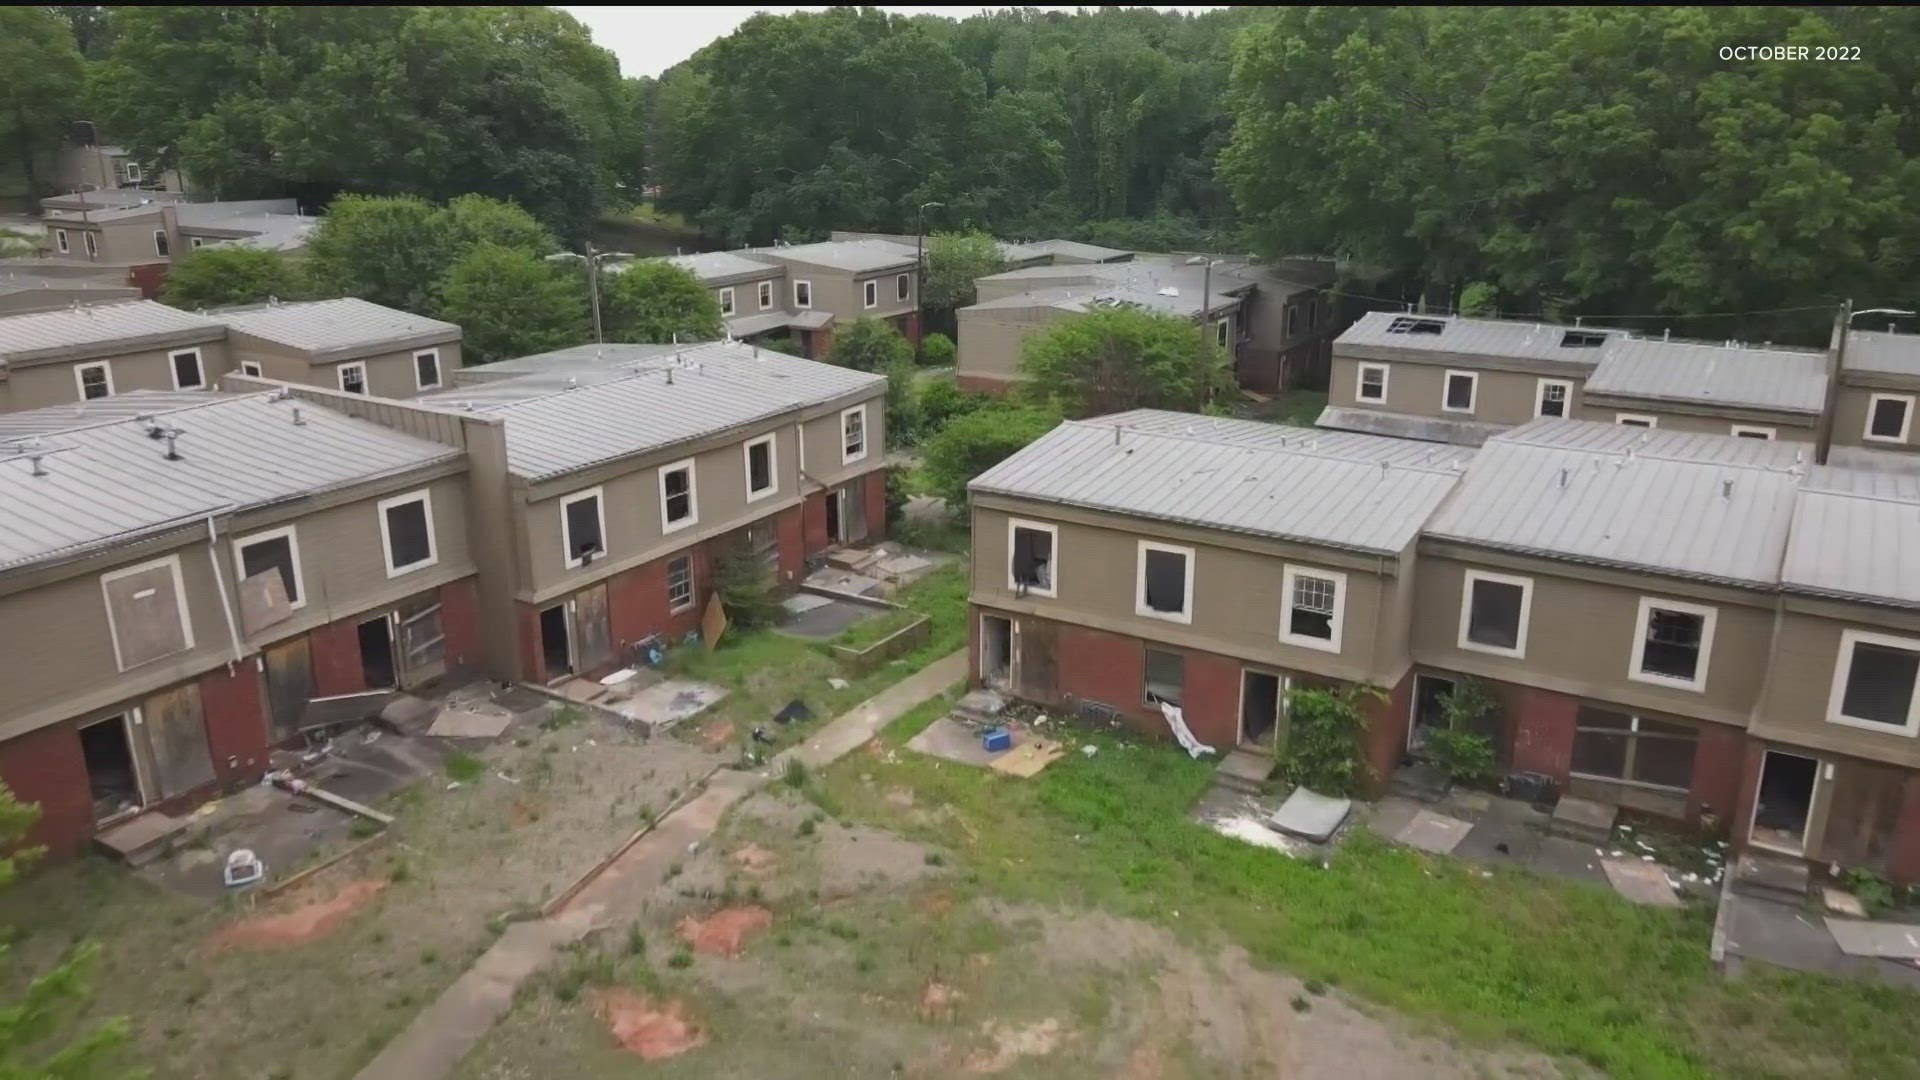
[607,547,710,654]
[1181,651,1240,750]
[956,374,1013,395]
[803,490,831,555]
[1508,684,1579,778]
[1687,721,1746,825]
[864,469,888,543]
[1889,777,1920,883]
[309,618,367,697]
[1361,671,1416,795]
[777,504,805,584]
[0,723,95,858]
[198,662,268,788]
[128,262,168,299]
[438,577,480,670]
[516,601,545,683]
[1056,621,1145,724]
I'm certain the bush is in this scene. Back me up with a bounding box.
[885,464,911,528]
[829,317,913,372]
[916,378,987,431]
[1018,306,1234,418]
[1427,727,1496,782]
[920,403,1061,506]
[1282,683,1385,796]
[920,331,955,366]
[710,540,784,631]
[883,358,921,446]
[162,246,309,309]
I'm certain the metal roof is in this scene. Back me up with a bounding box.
[660,250,780,282]
[0,392,461,572]
[1425,419,1804,587]
[725,310,834,336]
[422,340,883,481]
[1844,329,1920,378]
[215,298,458,361]
[1783,466,1920,607]
[1335,311,1626,366]
[1584,338,1829,414]
[0,300,224,366]
[0,389,230,441]
[1314,405,1507,446]
[968,258,1245,318]
[969,410,1472,555]
[175,201,315,252]
[748,239,917,273]
[1021,239,1133,263]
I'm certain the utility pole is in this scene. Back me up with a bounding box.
[586,241,604,344]
[915,200,943,351]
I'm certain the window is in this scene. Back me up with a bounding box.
[744,434,776,501]
[1308,300,1319,331]
[1144,648,1185,706]
[240,361,263,377]
[1008,519,1056,597]
[1280,566,1345,652]
[190,236,205,250]
[83,232,98,258]
[338,362,367,395]
[1135,541,1194,624]
[1357,363,1388,403]
[1730,424,1775,440]
[794,280,812,308]
[413,349,441,391]
[863,279,878,308]
[234,525,304,609]
[719,287,735,316]
[667,555,695,612]
[1458,570,1531,657]
[1535,379,1571,419]
[840,404,867,464]
[378,490,438,577]
[658,458,697,532]
[75,362,112,400]
[124,163,142,182]
[1571,707,1698,790]
[1866,393,1914,443]
[1827,629,1920,735]
[1286,307,1297,337]
[1616,414,1657,428]
[153,230,171,258]
[559,488,606,569]
[897,273,910,301]
[99,555,195,671]
[169,348,204,390]
[1630,597,1715,691]
[1386,316,1445,335]
[1216,319,1230,347]
[758,280,773,309]
[1442,370,1477,413]
[55,229,69,254]
[1560,330,1609,348]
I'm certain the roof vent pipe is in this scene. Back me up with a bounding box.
[1113,424,1122,446]
[163,430,182,460]
[1558,467,1569,488]
[291,406,305,426]
[1663,328,1671,341]
[28,453,46,477]
[666,368,675,385]
[1380,460,1390,478]
[1722,479,1733,498]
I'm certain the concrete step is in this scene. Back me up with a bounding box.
[1731,852,1811,906]
[1214,749,1274,796]
[94,810,191,868]
[1547,795,1618,846]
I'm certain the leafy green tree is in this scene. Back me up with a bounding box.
[303,194,449,313]
[1282,683,1386,796]
[437,243,588,363]
[53,6,118,60]
[922,233,1005,316]
[919,331,956,367]
[439,194,558,258]
[915,378,987,431]
[828,317,913,372]
[882,358,921,447]
[920,403,1059,506]
[0,9,85,199]
[161,246,309,309]
[711,540,783,632]
[1018,306,1233,418]
[601,260,723,343]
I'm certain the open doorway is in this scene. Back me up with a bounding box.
[980,615,1012,687]
[357,615,397,690]
[80,714,142,825]
[1240,670,1283,751]
[825,492,842,546]
[1752,750,1820,855]
[539,604,573,681]
[1408,673,1456,756]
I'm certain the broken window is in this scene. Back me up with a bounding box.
[100,556,194,670]
[1868,395,1912,441]
[171,349,204,390]
[1559,330,1608,348]
[1837,637,1920,731]
[1357,363,1387,402]
[1637,603,1708,685]
[1463,573,1527,653]
[1143,648,1184,707]
[660,461,696,528]
[339,363,367,395]
[1537,380,1569,418]
[237,529,301,607]
[1443,371,1476,412]
[1010,523,1055,594]
[1386,316,1445,335]
[841,406,866,462]
[667,555,694,612]
[746,436,775,498]
[414,350,441,390]
[562,490,605,566]
[77,362,112,400]
[719,287,735,316]
[1218,318,1230,346]
[380,492,436,575]
[897,273,910,301]
[1139,546,1189,618]
[1571,707,1697,790]
[1287,572,1339,642]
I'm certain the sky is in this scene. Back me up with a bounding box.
[561,6,1218,79]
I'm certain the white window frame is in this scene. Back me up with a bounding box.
[232,524,306,611]
[123,162,142,182]
[1825,629,1920,737]
[1864,393,1914,444]
[1534,378,1573,419]
[99,554,195,671]
[153,230,171,257]
[666,554,695,614]
[657,458,699,533]
[897,273,910,302]
[1356,362,1389,403]
[74,361,114,401]
[338,361,368,395]
[793,279,812,309]
[1441,369,1478,414]
[840,404,868,464]
[55,228,70,254]
[168,347,205,390]
[1616,414,1658,428]
[412,348,442,391]
[1006,518,1058,599]
[1628,596,1716,693]
[862,279,878,309]
[758,280,773,310]
[718,286,735,316]
[1729,424,1776,440]
[1135,540,1195,625]
[743,433,778,502]
[240,360,263,377]
[1279,565,1346,653]
[558,487,608,570]
[1215,318,1229,347]
[83,231,98,258]
[377,489,439,578]
[190,236,206,250]
[1456,569,1533,659]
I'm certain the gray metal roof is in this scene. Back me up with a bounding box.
[660,250,780,282]
[747,239,917,273]
[1314,405,1507,447]
[1584,338,1829,414]
[1784,466,1920,607]
[969,257,1245,318]
[725,310,834,336]
[1425,419,1804,587]
[0,389,231,441]
[0,392,460,572]
[1021,239,1133,263]
[215,298,458,361]
[969,410,1472,555]
[1827,444,1920,476]
[1844,329,1920,378]
[176,201,315,252]
[422,340,883,481]
[1335,311,1626,366]
[0,300,225,366]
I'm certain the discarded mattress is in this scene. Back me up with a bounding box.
[1268,787,1351,843]
[1825,917,1920,959]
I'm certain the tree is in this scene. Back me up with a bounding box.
[916,378,987,430]
[710,540,783,632]
[1282,682,1386,796]
[0,780,129,1076]
[161,246,308,309]
[601,260,723,343]
[439,194,558,258]
[920,403,1060,506]
[437,244,589,363]
[920,331,956,367]
[828,317,913,372]
[303,194,449,313]
[1018,306,1233,418]
[922,233,1006,318]
[882,358,921,447]
[0,9,84,199]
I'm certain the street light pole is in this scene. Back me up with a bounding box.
[585,241,604,344]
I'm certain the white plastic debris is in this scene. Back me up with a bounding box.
[1081,744,1098,757]
[827,677,850,690]
[446,781,462,790]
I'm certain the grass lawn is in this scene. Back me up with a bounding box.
[813,719,1920,1080]
[829,607,923,651]
[1233,388,1328,426]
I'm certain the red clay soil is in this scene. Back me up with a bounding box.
[596,988,708,1060]
[676,903,773,957]
[920,979,960,1020]
[210,880,386,948]
[699,718,735,751]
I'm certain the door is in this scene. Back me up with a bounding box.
[979,615,1012,687]
[1240,670,1284,752]
[79,714,145,825]
[1816,758,1905,871]
[539,604,573,681]
[396,595,447,687]
[1408,674,1456,755]
[571,585,613,673]
[262,638,315,743]
[842,482,868,544]
[138,684,215,799]
[1015,618,1057,700]
[825,491,842,545]
[1750,750,1820,856]
[358,616,397,690]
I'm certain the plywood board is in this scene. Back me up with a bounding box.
[262,637,314,743]
[701,594,728,652]
[237,569,292,635]
[140,683,215,799]
[572,584,612,672]
[988,739,1066,778]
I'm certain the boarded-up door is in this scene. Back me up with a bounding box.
[841,483,868,544]
[571,585,612,673]
[396,595,448,688]
[1016,619,1058,701]
[262,638,314,743]
[138,683,216,799]
[1817,759,1906,871]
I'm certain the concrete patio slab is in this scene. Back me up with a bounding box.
[1397,809,1472,855]
[1529,835,1609,885]
[1722,891,1920,990]
[1366,795,1422,842]
[426,701,515,739]
[782,593,832,614]
[605,679,728,733]
[778,597,878,639]
[1450,813,1543,867]
[1269,788,1351,843]
[1826,917,1920,959]
[906,714,1005,767]
[1603,858,1683,908]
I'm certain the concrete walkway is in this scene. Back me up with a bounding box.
[354,649,967,1080]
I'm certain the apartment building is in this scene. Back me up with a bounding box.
[0,266,142,316]
[34,195,316,296]
[1830,329,1920,458]
[218,298,462,399]
[655,238,922,359]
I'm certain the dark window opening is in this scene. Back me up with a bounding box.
[80,365,110,399]
[795,281,811,307]
[1288,574,1337,640]
[1445,373,1475,410]
[384,500,432,570]
[1359,367,1386,401]
[897,273,910,301]
[172,350,203,389]
[1870,397,1909,439]
[80,716,140,823]
[1754,751,1817,845]
[358,615,396,690]
[341,365,367,394]
[1735,429,1772,440]
[663,468,692,523]
[415,350,440,388]
[539,604,571,678]
[1466,578,1524,650]
[1560,330,1608,348]
[154,230,171,257]
[1571,707,1697,790]
[1011,527,1054,592]
[565,496,603,563]
[1618,416,1653,428]
[748,441,773,494]
[864,280,878,306]
[1387,316,1445,335]
[1539,383,1568,417]
[1144,648,1184,706]
[1640,608,1703,682]
[1142,549,1187,614]
[1840,642,1920,728]
[240,536,298,604]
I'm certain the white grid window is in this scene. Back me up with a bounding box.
[841,405,867,464]
[719,287,735,316]
[758,280,773,309]
[1357,363,1388,403]
[667,555,694,612]
[339,362,368,395]
[1536,379,1571,419]
[659,459,698,532]
[794,280,812,308]
[1629,597,1716,692]
[76,362,113,400]
[1280,566,1345,652]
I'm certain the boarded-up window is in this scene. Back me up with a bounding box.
[140,683,215,799]
[1466,577,1524,650]
[238,531,299,605]
[1819,759,1907,871]
[562,491,604,566]
[1142,548,1187,615]
[667,555,694,611]
[397,594,447,683]
[100,556,194,670]
[1144,648,1184,706]
[381,492,435,574]
[1010,525,1054,592]
[1839,639,1920,729]
[1571,707,1697,790]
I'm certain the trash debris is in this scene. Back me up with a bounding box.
[447,781,462,791]
[496,772,520,784]
[1080,745,1098,757]
[1158,701,1215,759]
[751,726,774,744]
[224,848,265,888]
[773,699,812,725]
[827,677,850,691]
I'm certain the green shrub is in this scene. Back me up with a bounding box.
[916,378,987,430]
[444,751,485,783]
[829,317,913,372]
[711,539,784,631]
[920,331,956,366]
[920,403,1061,506]
[1426,727,1496,782]
[1282,683,1385,796]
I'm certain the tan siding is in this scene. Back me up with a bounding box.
[1331,359,1551,425]
[1755,609,1920,769]
[1,340,233,410]
[1830,384,1920,451]
[802,395,886,488]
[1581,405,1817,441]
[956,305,1069,384]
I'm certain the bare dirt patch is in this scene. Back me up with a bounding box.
[677,904,774,957]
[915,885,954,917]
[210,879,386,948]
[919,979,960,1021]
[961,1017,1067,1073]
[729,842,777,875]
[596,988,708,1060]
[698,718,735,751]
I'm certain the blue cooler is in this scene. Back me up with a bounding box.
[982,727,1013,753]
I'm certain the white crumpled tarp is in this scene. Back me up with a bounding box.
[1159,701,1216,759]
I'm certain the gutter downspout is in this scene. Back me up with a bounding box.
[204,514,246,665]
